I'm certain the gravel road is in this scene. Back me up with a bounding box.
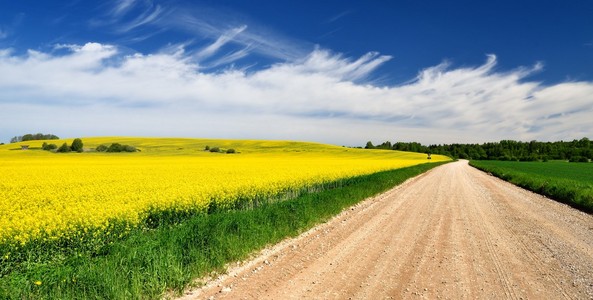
[180,160,593,299]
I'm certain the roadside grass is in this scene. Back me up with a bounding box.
[469,160,593,212]
[0,162,448,299]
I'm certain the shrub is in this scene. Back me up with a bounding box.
[107,143,124,153]
[569,156,589,163]
[204,146,210,151]
[226,148,236,154]
[209,147,221,153]
[98,143,137,153]
[42,143,58,151]
[56,143,71,153]
[71,138,84,153]
[123,145,136,152]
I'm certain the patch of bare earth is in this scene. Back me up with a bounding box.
[178,160,593,299]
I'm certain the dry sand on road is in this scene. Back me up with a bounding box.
[180,160,593,299]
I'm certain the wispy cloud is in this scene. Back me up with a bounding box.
[94,1,309,63]
[115,3,162,33]
[325,10,352,24]
[0,13,24,40]
[111,0,138,17]
[90,0,162,32]
[285,49,392,82]
[195,25,248,60]
[1,43,592,144]
[205,45,253,69]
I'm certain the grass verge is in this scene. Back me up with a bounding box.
[0,162,447,299]
[469,160,593,213]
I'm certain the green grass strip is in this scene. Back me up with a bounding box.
[469,160,593,213]
[0,162,447,299]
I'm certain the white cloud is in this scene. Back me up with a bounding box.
[92,1,310,65]
[111,0,138,17]
[116,3,162,33]
[143,4,309,62]
[195,25,248,60]
[205,45,252,69]
[0,42,592,145]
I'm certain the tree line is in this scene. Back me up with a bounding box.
[11,133,59,143]
[364,138,593,162]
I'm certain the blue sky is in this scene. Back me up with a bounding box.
[1,0,592,145]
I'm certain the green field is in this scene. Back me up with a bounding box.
[469,160,593,212]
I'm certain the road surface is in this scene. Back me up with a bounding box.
[180,160,593,299]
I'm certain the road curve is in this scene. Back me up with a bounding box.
[180,160,593,299]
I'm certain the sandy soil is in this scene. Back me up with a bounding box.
[179,160,593,299]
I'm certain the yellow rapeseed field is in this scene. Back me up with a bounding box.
[0,137,449,249]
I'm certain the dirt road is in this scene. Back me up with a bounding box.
[181,160,593,299]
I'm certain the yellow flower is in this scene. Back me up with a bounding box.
[34,281,42,286]
[0,137,449,248]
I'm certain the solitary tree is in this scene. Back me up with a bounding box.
[71,138,84,152]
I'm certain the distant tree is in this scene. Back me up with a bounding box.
[365,141,374,149]
[226,148,236,154]
[10,133,59,143]
[71,138,84,153]
[42,143,57,151]
[579,137,591,149]
[367,137,592,161]
[209,147,221,153]
[102,143,137,152]
[56,143,71,153]
[376,141,392,149]
[21,134,34,142]
[204,145,210,151]
[107,143,124,152]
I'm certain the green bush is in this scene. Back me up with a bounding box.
[97,143,137,153]
[204,145,210,151]
[226,148,236,154]
[71,138,84,153]
[122,145,136,152]
[209,147,221,153]
[569,156,589,163]
[56,143,71,153]
[107,143,123,152]
[42,143,58,151]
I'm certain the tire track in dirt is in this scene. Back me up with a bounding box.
[179,160,593,299]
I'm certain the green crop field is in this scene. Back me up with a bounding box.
[469,160,593,212]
